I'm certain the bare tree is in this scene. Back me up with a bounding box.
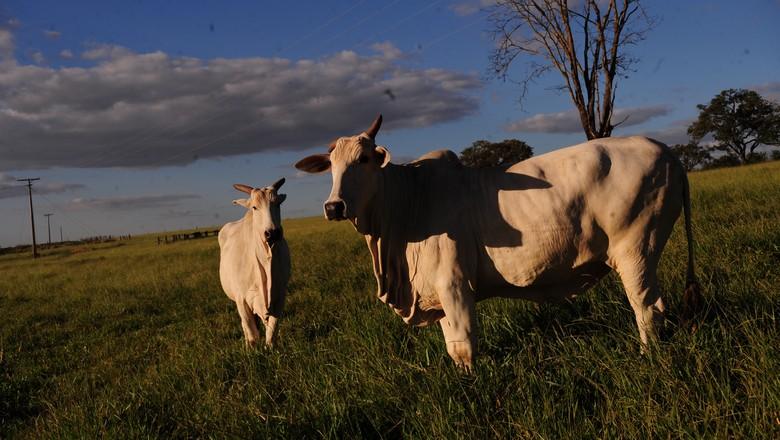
[490,0,654,139]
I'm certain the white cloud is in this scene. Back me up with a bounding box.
[0,173,85,199]
[59,49,74,59]
[370,41,402,59]
[451,0,495,16]
[80,43,134,60]
[505,105,671,133]
[752,81,780,103]
[66,194,201,211]
[43,30,61,40]
[637,119,694,146]
[0,40,480,170]
[0,29,14,61]
[31,51,45,65]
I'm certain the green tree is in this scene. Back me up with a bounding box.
[460,139,534,168]
[688,89,780,164]
[670,142,711,171]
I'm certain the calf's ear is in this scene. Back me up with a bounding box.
[295,154,331,173]
[271,178,285,190]
[375,146,392,168]
[233,199,250,208]
[233,183,253,194]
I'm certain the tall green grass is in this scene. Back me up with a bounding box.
[1,162,778,438]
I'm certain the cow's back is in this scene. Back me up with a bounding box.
[474,136,685,293]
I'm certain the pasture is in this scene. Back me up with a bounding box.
[1,161,779,438]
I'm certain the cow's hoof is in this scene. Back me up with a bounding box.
[446,341,474,372]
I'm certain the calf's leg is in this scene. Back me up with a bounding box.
[263,315,278,348]
[235,299,261,348]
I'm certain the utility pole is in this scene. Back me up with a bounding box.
[17,178,40,258]
[44,213,53,245]
[60,226,63,243]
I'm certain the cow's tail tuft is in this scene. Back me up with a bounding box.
[679,173,703,330]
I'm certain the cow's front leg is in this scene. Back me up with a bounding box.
[438,284,477,371]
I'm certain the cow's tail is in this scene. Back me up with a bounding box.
[680,173,703,328]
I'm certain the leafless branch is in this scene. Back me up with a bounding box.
[489,0,655,139]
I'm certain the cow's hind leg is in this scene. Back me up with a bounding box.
[614,256,664,348]
[236,299,261,348]
[438,285,477,372]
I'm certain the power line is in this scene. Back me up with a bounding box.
[310,0,405,54]
[19,1,460,173]
[32,189,98,239]
[276,0,368,54]
[16,177,40,258]
[416,16,484,52]
[73,1,373,170]
[351,0,445,51]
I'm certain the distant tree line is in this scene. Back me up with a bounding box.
[672,88,780,171]
[459,139,534,168]
[455,88,779,171]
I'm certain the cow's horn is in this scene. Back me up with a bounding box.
[271,178,285,190]
[233,184,253,194]
[365,114,383,139]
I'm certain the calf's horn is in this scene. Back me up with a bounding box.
[272,178,285,190]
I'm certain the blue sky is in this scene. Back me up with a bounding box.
[0,0,778,247]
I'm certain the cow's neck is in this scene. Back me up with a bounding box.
[354,163,446,326]
[358,164,420,240]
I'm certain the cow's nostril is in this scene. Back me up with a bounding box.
[324,201,346,220]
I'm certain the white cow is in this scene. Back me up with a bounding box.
[219,178,290,348]
[295,115,702,370]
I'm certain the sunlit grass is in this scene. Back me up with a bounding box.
[1,162,779,438]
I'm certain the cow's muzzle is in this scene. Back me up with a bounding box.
[324,200,346,221]
[264,228,282,245]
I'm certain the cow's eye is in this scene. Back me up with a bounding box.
[252,206,257,210]
[358,155,369,164]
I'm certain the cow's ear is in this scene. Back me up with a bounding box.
[375,145,391,168]
[295,154,331,173]
[233,199,250,208]
[276,194,287,204]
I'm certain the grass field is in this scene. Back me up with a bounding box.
[1,161,779,438]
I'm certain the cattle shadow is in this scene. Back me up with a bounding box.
[371,161,554,323]
[387,159,552,249]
